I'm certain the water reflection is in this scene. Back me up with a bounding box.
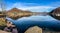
[6,16,60,33]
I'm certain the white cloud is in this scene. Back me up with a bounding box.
[17,6,55,12]
[1,1,60,12]
[6,2,56,12]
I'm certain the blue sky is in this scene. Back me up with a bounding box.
[2,0,60,12]
[1,0,60,21]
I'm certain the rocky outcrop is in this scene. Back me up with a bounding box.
[25,26,42,33]
[50,7,60,20]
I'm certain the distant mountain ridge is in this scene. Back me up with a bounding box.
[0,7,60,20]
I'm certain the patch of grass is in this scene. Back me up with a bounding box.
[0,18,6,26]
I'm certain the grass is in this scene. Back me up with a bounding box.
[0,18,6,26]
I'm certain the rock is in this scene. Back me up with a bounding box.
[25,26,42,33]
[50,7,60,20]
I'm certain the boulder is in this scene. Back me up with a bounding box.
[25,26,42,33]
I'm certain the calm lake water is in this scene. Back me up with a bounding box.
[6,16,60,33]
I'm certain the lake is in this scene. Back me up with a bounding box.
[6,16,60,33]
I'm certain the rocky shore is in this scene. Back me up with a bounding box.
[0,30,11,33]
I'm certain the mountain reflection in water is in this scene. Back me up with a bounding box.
[6,16,60,33]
